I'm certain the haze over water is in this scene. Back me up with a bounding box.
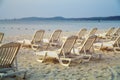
[0,20,120,36]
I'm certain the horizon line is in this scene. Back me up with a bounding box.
[0,15,120,20]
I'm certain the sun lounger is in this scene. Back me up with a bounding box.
[0,42,27,79]
[36,36,83,66]
[76,28,97,45]
[44,29,62,49]
[88,28,98,36]
[76,28,87,44]
[18,30,45,50]
[97,27,115,39]
[0,32,4,44]
[94,35,120,53]
[77,28,87,39]
[111,27,120,40]
[113,27,120,36]
[72,35,100,62]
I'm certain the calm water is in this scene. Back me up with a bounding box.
[0,20,120,36]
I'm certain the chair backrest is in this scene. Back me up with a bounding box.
[106,27,115,36]
[79,35,97,53]
[59,36,78,57]
[49,29,62,42]
[113,36,120,47]
[113,27,120,36]
[31,30,45,44]
[0,32,4,43]
[88,28,97,36]
[77,28,87,39]
[0,42,21,68]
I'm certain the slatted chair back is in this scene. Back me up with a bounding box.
[106,27,115,36]
[114,36,120,47]
[113,27,120,36]
[49,29,62,42]
[88,28,97,36]
[79,35,97,53]
[77,28,87,39]
[31,30,45,44]
[0,32,4,44]
[59,36,78,57]
[0,42,21,68]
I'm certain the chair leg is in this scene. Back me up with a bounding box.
[31,44,39,51]
[114,47,120,54]
[37,52,47,63]
[82,55,92,62]
[59,58,71,67]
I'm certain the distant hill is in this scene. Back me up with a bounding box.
[0,16,120,21]
[18,16,66,20]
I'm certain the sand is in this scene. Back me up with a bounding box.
[2,30,120,80]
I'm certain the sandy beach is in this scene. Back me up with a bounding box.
[2,30,120,80]
[0,0,120,79]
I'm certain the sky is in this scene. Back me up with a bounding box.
[0,0,120,19]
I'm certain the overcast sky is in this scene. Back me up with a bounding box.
[0,0,120,19]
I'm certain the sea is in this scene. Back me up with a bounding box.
[0,20,120,36]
